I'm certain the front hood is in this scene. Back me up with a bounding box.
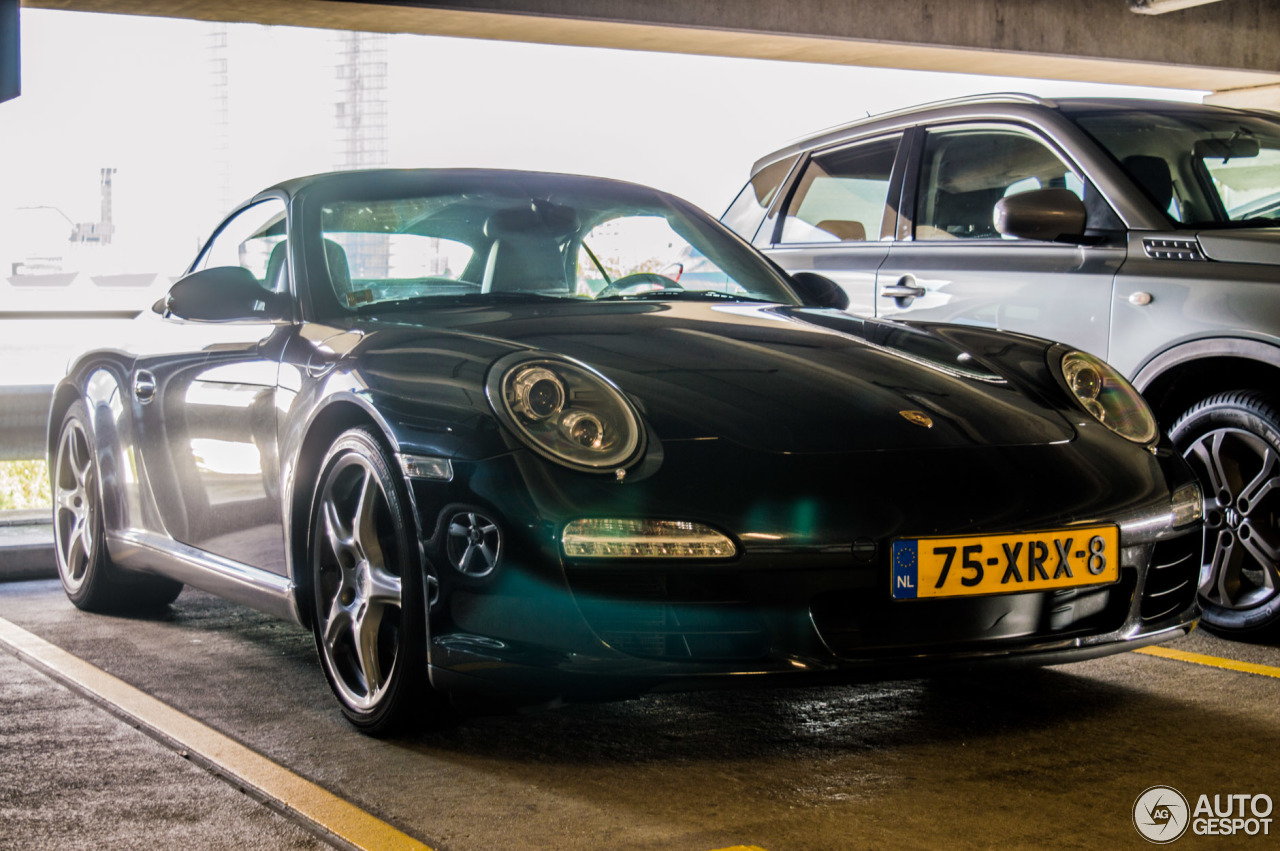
[359,302,1075,454]
[1196,228,1280,265]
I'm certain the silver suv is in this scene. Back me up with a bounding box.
[725,93,1280,636]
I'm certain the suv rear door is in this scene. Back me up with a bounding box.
[756,133,906,317]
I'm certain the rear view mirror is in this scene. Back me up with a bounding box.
[1193,136,1260,160]
[994,188,1088,243]
[160,266,288,322]
[790,272,850,310]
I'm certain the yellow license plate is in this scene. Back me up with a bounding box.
[891,525,1119,600]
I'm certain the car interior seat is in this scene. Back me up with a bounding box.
[481,203,576,294]
[815,219,867,242]
[481,236,569,293]
[324,239,355,306]
[264,240,289,293]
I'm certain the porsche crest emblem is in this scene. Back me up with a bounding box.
[899,410,933,428]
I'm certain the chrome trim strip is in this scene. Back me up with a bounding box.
[108,531,301,624]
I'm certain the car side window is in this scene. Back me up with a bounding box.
[777,134,901,245]
[915,127,1083,240]
[194,198,290,293]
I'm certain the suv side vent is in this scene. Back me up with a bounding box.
[1143,238,1203,261]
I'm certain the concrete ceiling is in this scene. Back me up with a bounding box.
[21,0,1280,105]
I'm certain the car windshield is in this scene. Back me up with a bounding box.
[310,177,800,316]
[1067,104,1280,228]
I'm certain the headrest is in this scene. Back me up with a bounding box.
[816,219,867,242]
[484,201,579,239]
[324,239,351,292]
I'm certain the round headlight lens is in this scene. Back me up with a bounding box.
[487,354,642,471]
[1060,351,1157,444]
[510,367,565,420]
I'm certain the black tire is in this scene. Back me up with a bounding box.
[52,401,183,613]
[1170,391,1280,636]
[309,427,446,734]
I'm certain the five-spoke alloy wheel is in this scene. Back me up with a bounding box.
[53,405,100,600]
[1172,391,1280,635]
[311,428,432,733]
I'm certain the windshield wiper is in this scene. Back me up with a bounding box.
[594,289,765,303]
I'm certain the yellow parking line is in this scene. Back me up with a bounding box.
[708,847,769,851]
[0,615,433,851]
[1136,645,1280,680]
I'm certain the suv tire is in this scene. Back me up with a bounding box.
[1170,391,1280,635]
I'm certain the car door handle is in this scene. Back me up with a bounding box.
[133,370,156,404]
[880,278,926,299]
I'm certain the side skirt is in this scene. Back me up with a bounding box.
[109,531,303,625]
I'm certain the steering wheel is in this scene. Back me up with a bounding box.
[595,272,683,299]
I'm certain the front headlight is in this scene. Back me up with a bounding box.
[1059,350,1157,444]
[486,353,643,472]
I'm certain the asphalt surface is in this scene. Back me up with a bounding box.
[1,578,1278,850]
[0,634,323,850]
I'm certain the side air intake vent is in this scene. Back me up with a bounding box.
[1143,238,1203,261]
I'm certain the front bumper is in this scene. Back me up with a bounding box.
[405,437,1202,703]
[424,530,1200,701]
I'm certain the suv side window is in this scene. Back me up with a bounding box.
[723,155,796,244]
[916,127,1083,240]
[194,197,290,293]
[777,134,901,245]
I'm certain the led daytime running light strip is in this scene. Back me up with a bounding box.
[562,519,737,559]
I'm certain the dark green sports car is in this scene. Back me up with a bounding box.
[50,169,1203,733]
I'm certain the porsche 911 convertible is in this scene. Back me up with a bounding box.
[49,169,1203,733]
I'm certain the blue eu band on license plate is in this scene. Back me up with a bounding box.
[891,525,1120,600]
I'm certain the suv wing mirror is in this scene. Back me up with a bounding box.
[994,188,1087,244]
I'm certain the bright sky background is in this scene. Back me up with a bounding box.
[0,8,1205,282]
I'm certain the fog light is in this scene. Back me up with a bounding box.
[1171,482,1203,528]
[562,519,737,559]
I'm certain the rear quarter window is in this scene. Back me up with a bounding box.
[721,155,796,244]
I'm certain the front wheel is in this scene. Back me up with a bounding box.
[1170,391,1280,636]
[309,428,445,734]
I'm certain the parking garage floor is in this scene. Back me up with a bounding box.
[0,576,1277,851]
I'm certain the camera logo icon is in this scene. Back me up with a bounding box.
[1134,786,1190,844]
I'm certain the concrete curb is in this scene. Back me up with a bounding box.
[0,543,56,581]
[0,510,55,582]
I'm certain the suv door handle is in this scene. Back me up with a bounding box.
[134,370,156,404]
[880,277,926,300]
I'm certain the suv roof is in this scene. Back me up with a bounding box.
[752,93,1277,175]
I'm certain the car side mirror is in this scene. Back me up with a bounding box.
[789,272,850,310]
[994,188,1088,243]
[158,266,288,322]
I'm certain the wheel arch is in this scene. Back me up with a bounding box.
[46,382,85,464]
[1132,339,1280,430]
[285,397,414,628]
[47,367,133,535]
